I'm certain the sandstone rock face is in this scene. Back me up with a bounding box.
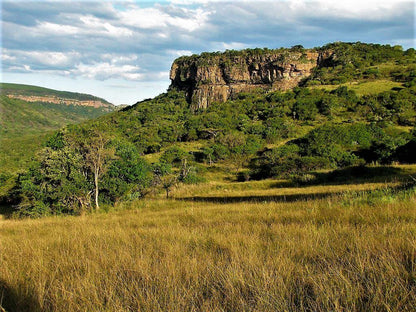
[169,50,323,109]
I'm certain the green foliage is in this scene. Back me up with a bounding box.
[293,97,319,121]
[13,146,93,217]
[160,147,190,167]
[297,123,408,166]
[306,42,416,86]
[393,127,416,163]
[0,88,114,177]
[250,122,410,180]
[102,141,152,202]
[250,144,330,179]
[0,95,111,138]
[5,42,416,216]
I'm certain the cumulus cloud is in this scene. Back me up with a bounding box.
[72,62,142,80]
[2,49,81,70]
[117,7,193,30]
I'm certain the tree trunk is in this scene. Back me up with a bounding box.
[77,197,86,216]
[94,168,100,210]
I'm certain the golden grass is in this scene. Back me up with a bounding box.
[1,177,415,311]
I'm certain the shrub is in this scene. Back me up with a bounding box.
[160,147,190,167]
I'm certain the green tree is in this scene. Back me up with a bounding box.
[68,127,114,211]
[102,141,152,203]
[14,146,92,216]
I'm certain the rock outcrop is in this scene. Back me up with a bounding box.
[169,49,324,109]
[6,94,113,110]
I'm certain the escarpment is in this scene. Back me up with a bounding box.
[169,48,328,109]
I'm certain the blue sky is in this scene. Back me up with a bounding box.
[1,0,415,105]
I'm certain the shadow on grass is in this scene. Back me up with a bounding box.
[298,166,410,186]
[180,191,343,204]
[180,169,415,204]
[0,280,41,312]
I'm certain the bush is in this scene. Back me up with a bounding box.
[249,145,331,179]
[160,147,190,166]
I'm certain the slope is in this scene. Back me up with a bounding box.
[0,83,113,107]
[0,84,116,174]
[3,42,416,215]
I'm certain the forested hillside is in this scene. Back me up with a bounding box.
[0,84,116,190]
[2,42,416,217]
[0,96,113,138]
[0,83,113,105]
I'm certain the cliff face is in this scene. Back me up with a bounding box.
[6,94,114,110]
[169,50,322,109]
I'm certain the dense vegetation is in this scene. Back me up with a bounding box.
[0,86,116,197]
[307,42,416,85]
[0,83,116,173]
[1,42,416,217]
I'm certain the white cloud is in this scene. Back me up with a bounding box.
[7,64,32,72]
[2,49,81,67]
[167,8,211,31]
[119,7,170,29]
[28,51,80,66]
[118,5,211,31]
[37,21,79,35]
[72,62,143,80]
[1,54,16,62]
[167,49,193,56]
[101,54,138,63]
[79,15,133,36]
[289,0,408,20]
[220,42,249,50]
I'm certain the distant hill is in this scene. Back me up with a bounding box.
[0,83,114,109]
[0,83,117,174]
[0,83,116,138]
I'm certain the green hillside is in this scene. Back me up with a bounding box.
[0,84,116,176]
[2,42,414,217]
[0,95,113,138]
[0,83,113,104]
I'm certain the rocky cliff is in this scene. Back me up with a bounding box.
[169,48,324,109]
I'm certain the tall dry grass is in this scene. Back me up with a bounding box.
[1,181,415,311]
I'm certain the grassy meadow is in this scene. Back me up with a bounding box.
[309,79,404,96]
[1,165,415,311]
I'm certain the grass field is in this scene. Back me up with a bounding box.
[310,79,403,96]
[1,165,415,311]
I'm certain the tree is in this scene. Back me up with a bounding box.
[152,162,176,198]
[68,127,114,211]
[102,141,152,202]
[152,159,193,198]
[14,146,93,216]
[85,130,113,210]
[293,97,319,121]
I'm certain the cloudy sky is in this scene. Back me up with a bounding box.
[1,0,415,105]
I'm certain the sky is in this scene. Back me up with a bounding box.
[1,0,415,105]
